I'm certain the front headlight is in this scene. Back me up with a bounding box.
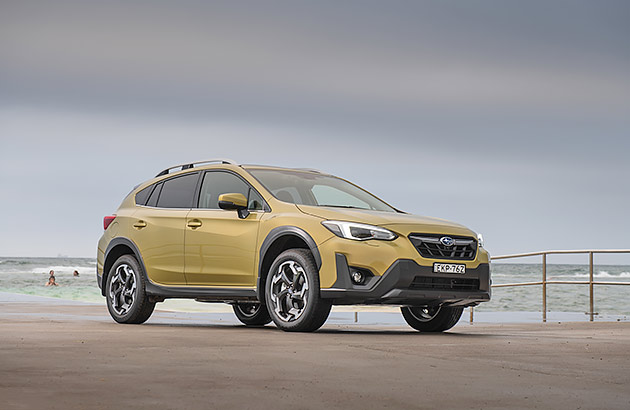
[322,221,397,241]
[477,233,485,248]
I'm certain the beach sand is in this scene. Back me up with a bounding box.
[1,293,629,409]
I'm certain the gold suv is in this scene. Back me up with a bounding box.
[97,159,490,332]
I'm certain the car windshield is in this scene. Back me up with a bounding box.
[248,169,397,212]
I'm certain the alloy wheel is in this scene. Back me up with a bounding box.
[269,260,309,322]
[108,263,137,316]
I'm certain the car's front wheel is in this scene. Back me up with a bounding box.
[106,255,155,324]
[265,249,331,332]
[401,305,463,332]
[232,302,272,326]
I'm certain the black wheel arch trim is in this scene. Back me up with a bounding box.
[256,226,321,301]
[101,237,147,296]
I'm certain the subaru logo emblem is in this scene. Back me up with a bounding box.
[440,236,454,247]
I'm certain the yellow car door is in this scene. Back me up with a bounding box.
[184,170,265,287]
[131,172,199,285]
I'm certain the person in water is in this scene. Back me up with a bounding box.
[73,270,80,277]
[45,276,59,287]
[49,270,55,277]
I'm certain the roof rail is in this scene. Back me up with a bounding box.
[156,159,238,177]
[240,164,326,174]
[292,168,324,173]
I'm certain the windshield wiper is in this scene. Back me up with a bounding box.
[318,204,369,210]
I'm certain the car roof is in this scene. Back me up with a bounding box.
[240,164,327,174]
[136,162,328,191]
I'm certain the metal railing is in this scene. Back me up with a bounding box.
[470,249,630,323]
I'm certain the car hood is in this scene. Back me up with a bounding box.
[295,204,476,237]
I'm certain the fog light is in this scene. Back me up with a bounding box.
[351,270,364,285]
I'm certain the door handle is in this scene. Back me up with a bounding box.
[187,219,202,228]
[133,220,147,229]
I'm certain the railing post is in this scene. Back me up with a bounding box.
[542,253,547,323]
[589,252,594,322]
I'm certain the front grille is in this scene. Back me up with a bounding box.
[409,233,477,260]
[409,276,480,291]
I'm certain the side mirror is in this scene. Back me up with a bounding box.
[218,193,249,219]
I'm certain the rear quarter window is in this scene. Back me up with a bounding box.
[146,183,162,207]
[135,185,153,205]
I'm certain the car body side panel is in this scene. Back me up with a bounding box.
[184,209,262,286]
[127,207,189,285]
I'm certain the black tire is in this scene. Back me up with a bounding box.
[265,249,331,332]
[232,302,272,326]
[105,255,155,324]
[401,305,463,332]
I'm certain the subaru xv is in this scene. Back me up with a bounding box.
[97,159,490,332]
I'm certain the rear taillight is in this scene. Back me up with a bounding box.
[103,215,116,230]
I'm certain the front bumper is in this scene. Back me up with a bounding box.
[320,253,491,306]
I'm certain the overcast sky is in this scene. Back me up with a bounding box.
[1,0,629,263]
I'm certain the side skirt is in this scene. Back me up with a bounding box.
[145,281,258,303]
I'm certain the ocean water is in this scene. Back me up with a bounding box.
[1,257,629,315]
[0,257,231,313]
[0,257,102,303]
[480,263,630,316]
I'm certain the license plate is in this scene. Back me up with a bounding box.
[433,263,466,274]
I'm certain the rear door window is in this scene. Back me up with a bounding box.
[155,173,199,208]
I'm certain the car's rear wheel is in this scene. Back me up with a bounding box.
[401,305,463,332]
[265,249,331,332]
[232,302,272,326]
[106,255,155,324]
